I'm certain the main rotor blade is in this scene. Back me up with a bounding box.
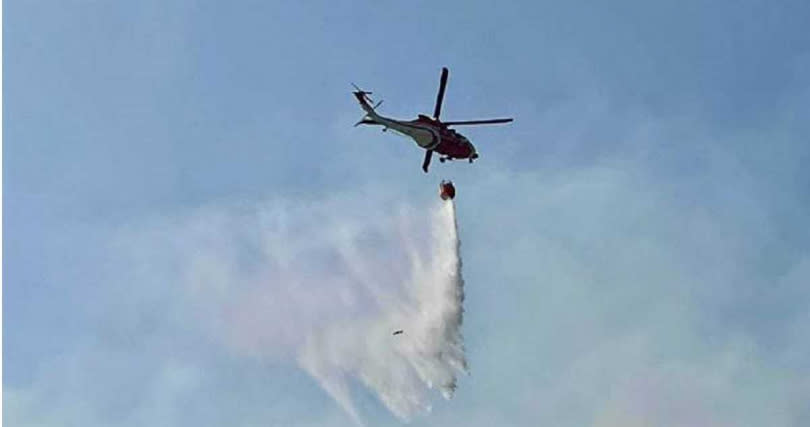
[422,149,433,173]
[443,118,514,126]
[433,67,449,119]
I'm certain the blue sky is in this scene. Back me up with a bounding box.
[5,0,810,425]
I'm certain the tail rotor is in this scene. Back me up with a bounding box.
[352,83,383,126]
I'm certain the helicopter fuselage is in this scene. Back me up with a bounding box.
[354,94,477,161]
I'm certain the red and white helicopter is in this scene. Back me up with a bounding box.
[353,67,513,173]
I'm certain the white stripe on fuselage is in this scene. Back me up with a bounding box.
[363,111,440,149]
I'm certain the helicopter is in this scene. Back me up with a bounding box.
[353,67,513,173]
